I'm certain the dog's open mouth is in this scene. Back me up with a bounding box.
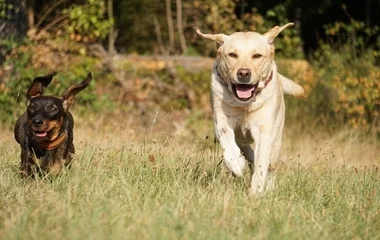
[33,130,48,139]
[232,82,260,101]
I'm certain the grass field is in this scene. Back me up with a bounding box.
[1,114,379,240]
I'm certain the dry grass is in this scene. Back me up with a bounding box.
[1,109,379,239]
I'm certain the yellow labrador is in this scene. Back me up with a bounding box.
[197,23,304,194]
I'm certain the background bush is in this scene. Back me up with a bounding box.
[312,21,380,133]
[0,40,113,124]
[0,0,379,135]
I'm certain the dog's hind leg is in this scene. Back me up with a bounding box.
[239,144,255,175]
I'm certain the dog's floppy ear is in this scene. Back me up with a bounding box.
[196,29,229,47]
[264,22,294,44]
[61,72,92,111]
[26,72,57,99]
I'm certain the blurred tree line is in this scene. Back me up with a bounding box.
[1,0,379,57]
[0,0,379,133]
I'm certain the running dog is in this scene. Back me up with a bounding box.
[197,23,304,194]
[14,72,92,177]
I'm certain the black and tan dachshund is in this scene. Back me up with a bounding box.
[14,72,92,177]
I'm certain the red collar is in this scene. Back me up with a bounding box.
[264,70,273,87]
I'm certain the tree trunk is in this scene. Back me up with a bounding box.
[365,0,371,26]
[0,0,28,63]
[27,0,35,30]
[153,16,168,55]
[0,0,28,39]
[165,0,175,54]
[175,0,187,54]
[107,0,116,54]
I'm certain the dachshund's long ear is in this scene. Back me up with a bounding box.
[26,72,57,99]
[61,73,92,111]
[263,22,294,44]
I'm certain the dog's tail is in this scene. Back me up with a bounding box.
[279,74,305,98]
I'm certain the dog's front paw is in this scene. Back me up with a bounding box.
[249,185,265,196]
[249,173,269,195]
[250,171,276,195]
[224,153,246,177]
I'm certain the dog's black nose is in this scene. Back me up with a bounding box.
[32,118,43,126]
[237,68,251,82]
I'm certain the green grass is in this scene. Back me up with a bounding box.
[1,134,379,240]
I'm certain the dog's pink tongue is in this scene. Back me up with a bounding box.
[36,132,47,137]
[236,85,255,99]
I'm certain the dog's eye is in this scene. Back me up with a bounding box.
[28,103,36,112]
[252,53,262,59]
[50,106,57,112]
[228,52,238,58]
